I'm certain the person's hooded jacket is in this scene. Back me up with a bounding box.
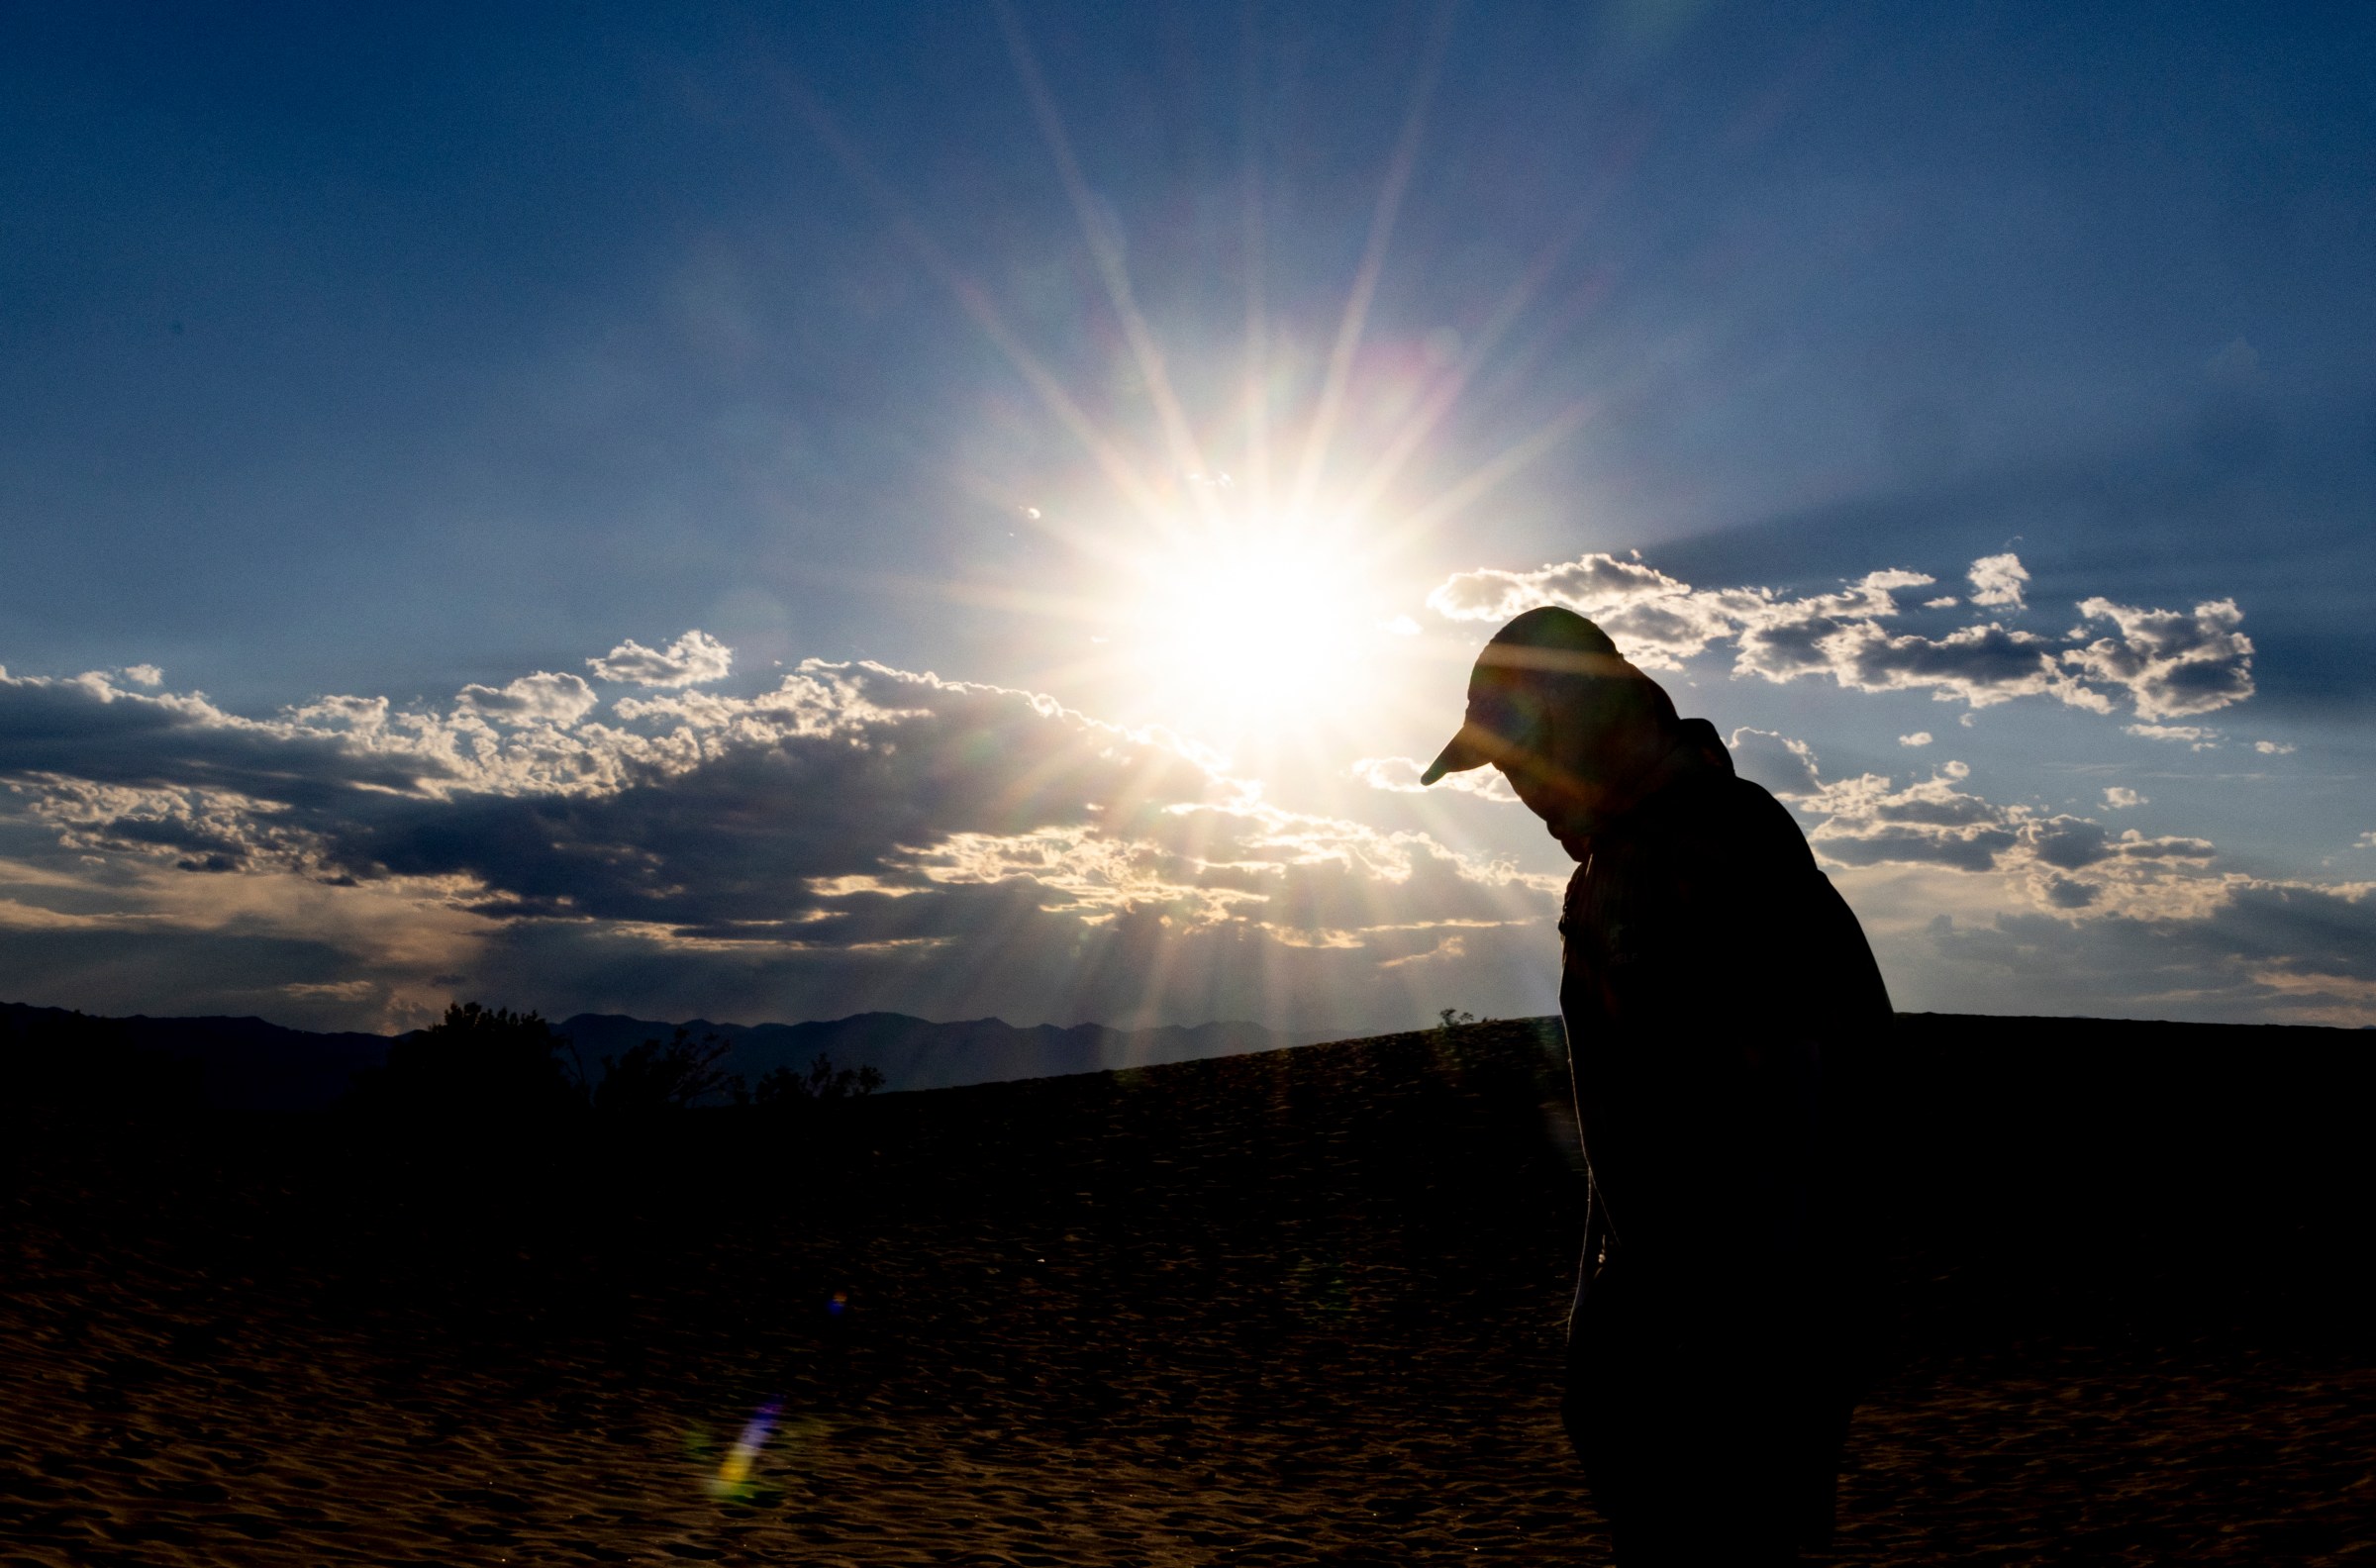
[1558,716,1892,1296]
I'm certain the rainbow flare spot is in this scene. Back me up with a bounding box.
[712,1402,780,1494]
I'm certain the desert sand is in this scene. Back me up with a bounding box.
[3,1016,2370,1565]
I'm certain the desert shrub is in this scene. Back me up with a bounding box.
[593,1027,740,1113]
[752,1054,883,1110]
[1429,1009,1481,1060]
[347,1001,584,1120]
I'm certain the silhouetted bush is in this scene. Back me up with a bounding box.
[752,1054,883,1109]
[346,1002,585,1120]
[592,1027,739,1114]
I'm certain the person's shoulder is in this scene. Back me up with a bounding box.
[1723,773,1799,825]
[1711,775,1819,865]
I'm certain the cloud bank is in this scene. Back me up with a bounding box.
[1426,550,2252,721]
[1721,728,2372,1025]
[0,647,1554,1033]
[0,597,2357,1034]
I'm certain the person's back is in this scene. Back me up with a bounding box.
[1557,722,1889,1562]
[1417,608,1891,1565]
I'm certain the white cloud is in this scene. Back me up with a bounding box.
[1966,552,2029,610]
[1726,727,1822,798]
[2127,722,2220,748]
[2103,787,2146,809]
[1350,754,1519,802]
[1923,597,1959,610]
[1899,732,1933,747]
[587,630,734,688]
[121,664,163,687]
[2254,740,2296,755]
[454,671,599,728]
[1424,549,2254,724]
[1424,550,1747,668]
[1789,617,2087,710]
[2063,598,2253,720]
[1766,745,2219,924]
[286,694,391,735]
[1799,766,2018,874]
[284,979,377,1002]
[1376,933,1468,969]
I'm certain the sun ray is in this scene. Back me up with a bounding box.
[1287,0,1459,523]
[995,1,1219,535]
[1392,393,1605,541]
[789,13,1588,785]
[1336,183,1609,525]
[780,70,1169,526]
[980,730,1116,834]
[888,577,1122,630]
[1239,2,1272,516]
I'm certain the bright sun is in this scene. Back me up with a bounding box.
[1128,525,1379,735]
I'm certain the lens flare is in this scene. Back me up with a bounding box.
[712,1402,779,1495]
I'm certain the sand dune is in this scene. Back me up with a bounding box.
[3,1017,2369,1564]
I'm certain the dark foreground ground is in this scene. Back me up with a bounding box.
[3,1015,2371,1565]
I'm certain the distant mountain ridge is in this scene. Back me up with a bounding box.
[0,1002,392,1112]
[556,1012,1305,1097]
[0,1000,1307,1110]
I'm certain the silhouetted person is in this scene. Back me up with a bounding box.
[1421,607,1892,1565]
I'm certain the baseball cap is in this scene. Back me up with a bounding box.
[1419,607,1641,785]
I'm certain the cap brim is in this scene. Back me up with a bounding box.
[1419,723,1495,786]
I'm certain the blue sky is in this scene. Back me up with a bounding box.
[3,1,2371,1034]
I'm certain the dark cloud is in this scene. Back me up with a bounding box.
[1818,823,2016,873]
[0,670,448,805]
[2042,875,2101,910]
[1921,880,2376,1027]
[436,880,1563,1040]
[2029,817,2114,871]
[0,655,1552,1034]
[1815,621,2070,707]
